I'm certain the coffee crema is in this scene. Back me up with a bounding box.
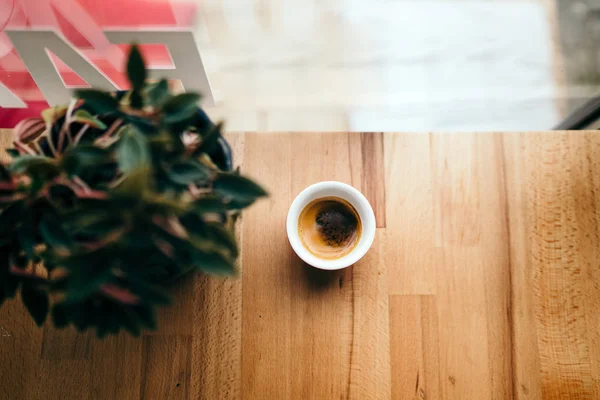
[297,196,361,260]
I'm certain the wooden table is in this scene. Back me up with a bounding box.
[1,132,599,400]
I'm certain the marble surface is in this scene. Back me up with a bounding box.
[189,0,563,131]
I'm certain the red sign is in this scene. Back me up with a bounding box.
[0,0,199,127]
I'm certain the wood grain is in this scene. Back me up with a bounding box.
[41,327,92,360]
[514,133,600,399]
[240,133,390,399]
[503,133,544,399]
[352,132,386,228]
[0,131,599,399]
[389,295,439,400]
[191,133,245,400]
[29,360,91,400]
[477,134,514,400]
[141,336,192,399]
[0,300,43,400]
[0,129,12,162]
[88,335,143,399]
[432,133,481,247]
[384,133,435,295]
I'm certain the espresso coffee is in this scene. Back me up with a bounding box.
[298,196,361,260]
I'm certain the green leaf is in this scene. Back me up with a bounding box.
[132,304,157,330]
[115,167,150,198]
[127,44,147,92]
[51,303,70,328]
[1,287,9,306]
[12,253,29,269]
[192,249,235,275]
[162,93,200,124]
[70,303,92,331]
[72,109,107,129]
[17,219,36,259]
[167,160,212,185]
[96,321,108,338]
[1,270,20,302]
[21,285,49,326]
[213,173,268,204]
[70,146,110,163]
[117,126,150,173]
[8,155,55,174]
[117,310,141,337]
[146,79,170,106]
[41,105,68,126]
[130,90,143,109]
[74,89,119,115]
[0,201,25,231]
[103,306,120,336]
[126,277,171,306]
[66,263,113,303]
[0,164,10,180]
[62,145,110,176]
[205,222,238,258]
[118,308,141,337]
[223,197,257,210]
[144,194,188,215]
[192,195,226,214]
[40,216,73,250]
[6,148,19,158]
[193,122,221,156]
[123,115,155,135]
[61,208,117,234]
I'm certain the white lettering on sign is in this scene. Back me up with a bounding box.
[0,81,27,108]
[2,30,214,107]
[5,30,119,106]
[104,31,213,105]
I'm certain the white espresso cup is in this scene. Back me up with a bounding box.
[286,181,376,270]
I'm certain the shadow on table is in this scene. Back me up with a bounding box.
[301,261,350,292]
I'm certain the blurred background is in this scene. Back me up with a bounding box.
[2,0,600,131]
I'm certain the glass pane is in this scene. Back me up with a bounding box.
[2,0,599,131]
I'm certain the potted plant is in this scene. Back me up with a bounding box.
[0,45,267,337]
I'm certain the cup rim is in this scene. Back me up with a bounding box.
[286,181,376,270]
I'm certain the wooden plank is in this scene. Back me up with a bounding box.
[357,132,386,227]
[41,327,91,360]
[503,133,543,400]
[0,130,92,400]
[240,133,295,399]
[345,230,391,399]
[140,335,192,400]
[0,300,44,400]
[27,360,91,400]
[0,131,599,398]
[88,335,143,399]
[0,129,12,162]
[432,134,504,400]
[384,133,435,295]
[191,133,245,400]
[476,134,514,400]
[241,133,390,399]
[242,133,354,398]
[434,246,492,399]
[192,275,242,400]
[389,295,439,400]
[522,132,597,399]
[148,276,195,336]
[578,133,600,398]
[348,132,386,227]
[431,134,515,400]
[432,133,481,247]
